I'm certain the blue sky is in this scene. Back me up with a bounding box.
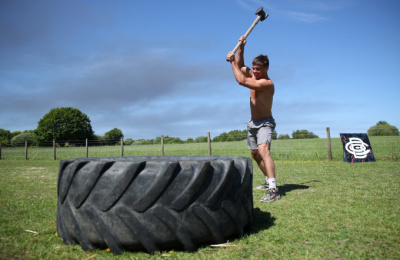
[1,0,399,140]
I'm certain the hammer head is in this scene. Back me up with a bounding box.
[255,7,268,21]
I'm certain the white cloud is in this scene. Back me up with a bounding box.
[284,11,327,23]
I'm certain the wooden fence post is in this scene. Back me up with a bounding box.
[121,137,124,157]
[53,139,56,160]
[207,132,211,156]
[326,127,332,160]
[161,135,164,156]
[25,141,28,160]
[86,138,89,158]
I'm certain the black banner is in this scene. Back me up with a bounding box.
[340,133,376,163]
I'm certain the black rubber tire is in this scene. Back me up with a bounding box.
[56,156,253,254]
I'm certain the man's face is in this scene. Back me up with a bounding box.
[252,64,268,80]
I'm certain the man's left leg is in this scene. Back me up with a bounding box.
[257,142,275,186]
[258,142,281,202]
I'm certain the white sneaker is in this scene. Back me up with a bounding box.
[254,182,269,190]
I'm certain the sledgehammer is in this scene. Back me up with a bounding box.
[226,7,269,61]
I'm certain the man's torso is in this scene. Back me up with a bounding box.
[250,80,274,119]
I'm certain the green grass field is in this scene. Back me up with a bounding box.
[1,138,399,259]
[2,136,399,161]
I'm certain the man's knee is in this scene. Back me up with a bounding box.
[250,149,259,160]
[258,143,271,157]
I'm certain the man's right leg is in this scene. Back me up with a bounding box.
[257,142,275,180]
[251,149,269,190]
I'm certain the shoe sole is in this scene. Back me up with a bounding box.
[254,187,269,190]
[260,195,281,203]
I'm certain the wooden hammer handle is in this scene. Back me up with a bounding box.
[227,13,269,61]
[232,16,261,53]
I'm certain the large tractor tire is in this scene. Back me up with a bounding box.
[56,156,253,254]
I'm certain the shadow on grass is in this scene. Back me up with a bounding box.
[250,181,320,234]
[278,183,311,197]
[249,182,315,234]
[250,208,276,234]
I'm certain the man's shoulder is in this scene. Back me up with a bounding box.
[258,78,274,86]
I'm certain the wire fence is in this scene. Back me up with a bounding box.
[1,134,398,161]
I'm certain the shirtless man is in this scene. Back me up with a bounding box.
[227,35,280,202]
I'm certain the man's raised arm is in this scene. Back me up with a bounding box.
[236,36,246,69]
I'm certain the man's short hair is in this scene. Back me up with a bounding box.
[252,54,269,68]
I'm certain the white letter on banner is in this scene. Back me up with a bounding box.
[345,137,371,159]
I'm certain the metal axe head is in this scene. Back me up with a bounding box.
[255,7,268,21]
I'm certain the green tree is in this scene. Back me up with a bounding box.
[104,128,123,145]
[163,136,184,144]
[195,136,208,143]
[213,130,248,142]
[229,130,248,141]
[368,121,399,136]
[124,138,134,145]
[377,121,388,125]
[36,107,94,142]
[292,130,319,139]
[278,134,290,139]
[153,136,162,144]
[272,130,277,140]
[105,128,123,140]
[0,128,11,145]
[11,132,39,146]
[140,139,154,145]
[11,131,22,139]
[213,132,228,142]
[92,135,106,145]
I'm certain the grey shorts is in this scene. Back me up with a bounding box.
[247,117,276,150]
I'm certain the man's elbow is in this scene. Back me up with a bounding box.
[236,78,247,86]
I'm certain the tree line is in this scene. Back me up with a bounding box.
[1,107,398,147]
